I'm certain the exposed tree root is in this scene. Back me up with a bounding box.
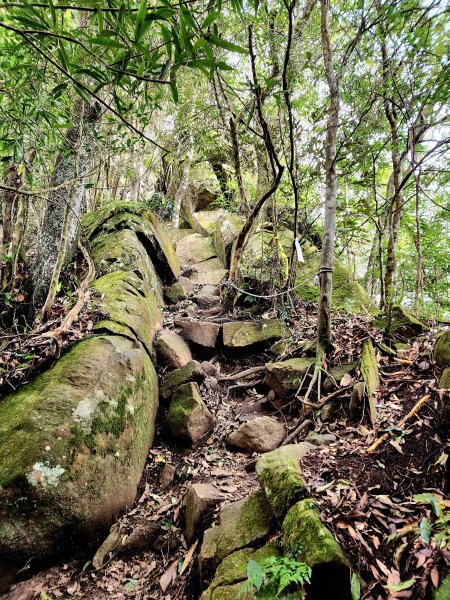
[300,385,353,409]
[218,366,265,381]
[281,418,314,446]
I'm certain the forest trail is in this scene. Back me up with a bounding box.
[2,220,448,600]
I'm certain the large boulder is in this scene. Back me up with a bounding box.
[0,335,158,568]
[434,330,450,367]
[154,329,192,369]
[222,320,288,349]
[264,358,315,397]
[81,201,180,283]
[226,417,286,453]
[200,491,273,573]
[90,228,163,303]
[212,213,243,267]
[92,270,162,354]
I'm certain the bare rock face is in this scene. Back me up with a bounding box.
[226,417,286,453]
[184,483,225,543]
[167,382,215,444]
[154,329,192,369]
[175,319,221,349]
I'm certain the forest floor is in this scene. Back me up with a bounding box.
[2,230,449,600]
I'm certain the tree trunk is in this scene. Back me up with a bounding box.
[229,117,250,214]
[32,99,100,307]
[317,0,340,350]
[171,134,194,233]
[1,163,21,287]
[414,168,424,314]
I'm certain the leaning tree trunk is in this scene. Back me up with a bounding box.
[317,0,340,350]
[171,134,194,233]
[32,100,100,308]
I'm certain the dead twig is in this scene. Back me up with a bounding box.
[218,366,265,381]
[226,378,263,396]
[299,385,353,409]
[281,419,314,446]
[366,394,431,455]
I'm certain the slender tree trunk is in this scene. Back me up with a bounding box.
[414,168,424,314]
[171,134,194,232]
[229,117,250,214]
[317,0,340,349]
[1,163,21,287]
[32,100,100,307]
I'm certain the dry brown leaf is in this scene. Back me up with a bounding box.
[430,568,440,588]
[160,560,178,592]
[180,541,198,576]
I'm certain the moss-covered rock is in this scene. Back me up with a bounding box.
[160,360,206,399]
[200,491,274,573]
[439,367,450,389]
[434,330,450,368]
[212,213,243,267]
[223,319,288,349]
[264,358,315,397]
[374,305,428,337]
[200,543,280,600]
[283,499,351,598]
[237,229,373,313]
[81,201,180,282]
[167,382,214,443]
[361,339,379,425]
[92,270,162,354]
[323,362,357,393]
[435,573,450,600]
[255,444,311,519]
[90,228,164,305]
[0,335,158,566]
[164,282,187,304]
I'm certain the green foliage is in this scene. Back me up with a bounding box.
[240,555,311,598]
[141,192,174,220]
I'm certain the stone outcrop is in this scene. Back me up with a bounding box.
[222,319,288,349]
[212,213,243,267]
[160,360,206,399]
[175,319,221,349]
[154,329,192,369]
[226,417,286,453]
[264,358,315,397]
[434,330,450,367]
[184,483,225,543]
[255,444,311,519]
[167,382,215,443]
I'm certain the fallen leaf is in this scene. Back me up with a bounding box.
[160,560,178,592]
[180,541,198,576]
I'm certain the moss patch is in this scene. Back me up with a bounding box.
[223,319,288,349]
[374,305,428,337]
[361,339,380,425]
[264,358,315,397]
[434,330,450,368]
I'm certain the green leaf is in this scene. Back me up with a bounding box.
[209,33,247,54]
[419,516,432,543]
[413,493,443,516]
[386,578,416,592]
[246,560,264,591]
[351,572,361,600]
[90,36,124,49]
[202,9,219,29]
[135,0,148,35]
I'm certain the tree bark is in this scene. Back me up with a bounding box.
[32,99,100,307]
[1,163,21,287]
[317,0,340,349]
[171,133,194,232]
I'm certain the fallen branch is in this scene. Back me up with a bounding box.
[226,378,263,396]
[299,385,353,409]
[281,419,314,446]
[218,366,265,381]
[366,393,431,455]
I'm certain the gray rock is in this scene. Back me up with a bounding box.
[167,383,215,444]
[155,329,192,369]
[184,483,225,543]
[175,319,221,349]
[227,417,286,453]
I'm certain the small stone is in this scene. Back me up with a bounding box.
[305,433,337,446]
[160,360,206,399]
[223,319,288,349]
[159,463,176,489]
[435,330,450,368]
[255,444,311,519]
[267,389,276,402]
[164,282,187,304]
[200,491,273,573]
[167,382,215,444]
[320,404,334,421]
[439,367,450,389]
[226,417,285,453]
[349,381,365,418]
[184,483,225,543]
[264,358,315,397]
[323,363,356,393]
[201,361,217,376]
[155,329,192,369]
[123,520,162,552]
[175,319,221,348]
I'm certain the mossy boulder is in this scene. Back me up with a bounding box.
[164,282,187,304]
[90,228,164,305]
[439,367,450,389]
[81,201,180,282]
[212,213,243,267]
[264,358,315,397]
[361,339,380,425]
[223,319,288,349]
[255,444,311,519]
[167,382,214,443]
[238,229,373,313]
[200,543,280,600]
[0,335,158,567]
[160,360,206,399]
[200,491,274,573]
[434,330,450,367]
[374,305,428,337]
[283,499,351,598]
[92,270,162,354]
